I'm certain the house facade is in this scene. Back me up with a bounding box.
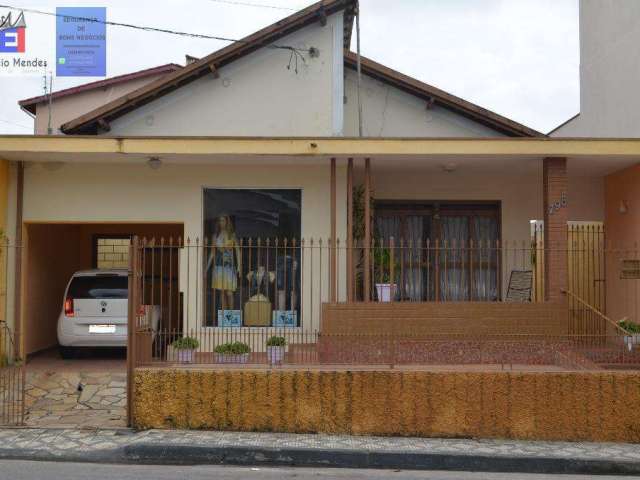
[1,0,638,358]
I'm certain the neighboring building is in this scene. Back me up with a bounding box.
[18,64,181,135]
[550,0,640,137]
[1,0,636,359]
[550,0,640,322]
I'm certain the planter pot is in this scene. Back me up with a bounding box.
[267,346,285,365]
[176,349,196,364]
[375,283,397,302]
[624,334,640,351]
[215,353,250,364]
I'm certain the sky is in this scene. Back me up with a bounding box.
[0,0,579,135]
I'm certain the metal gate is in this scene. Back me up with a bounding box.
[0,321,24,426]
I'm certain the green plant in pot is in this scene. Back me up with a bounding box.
[266,336,286,365]
[352,185,374,300]
[373,244,399,302]
[171,336,200,363]
[214,341,251,364]
[619,319,640,351]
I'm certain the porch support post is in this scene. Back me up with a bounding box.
[347,158,354,302]
[543,157,568,302]
[364,158,371,302]
[14,161,23,359]
[126,236,139,427]
[330,157,337,303]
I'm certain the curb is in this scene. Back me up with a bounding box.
[2,443,640,475]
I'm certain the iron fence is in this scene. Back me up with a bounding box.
[127,224,640,372]
[0,321,24,425]
[129,230,613,328]
[133,327,640,371]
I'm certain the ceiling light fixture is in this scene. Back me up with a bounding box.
[148,157,162,170]
[440,162,457,173]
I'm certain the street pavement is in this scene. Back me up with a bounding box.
[1,461,639,480]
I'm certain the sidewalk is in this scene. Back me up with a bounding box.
[1,428,640,475]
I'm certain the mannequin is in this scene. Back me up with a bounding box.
[246,266,275,298]
[211,215,241,312]
[276,255,299,311]
[245,266,275,326]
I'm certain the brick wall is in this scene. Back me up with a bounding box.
[96,238,130,269]
[543,157,568,302]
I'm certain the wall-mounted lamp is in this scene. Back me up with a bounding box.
[147,157,162,170]
[619,200,629,214]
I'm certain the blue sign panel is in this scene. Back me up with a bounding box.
[56,7,106,77]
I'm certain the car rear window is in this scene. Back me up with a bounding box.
[68,275,128,299]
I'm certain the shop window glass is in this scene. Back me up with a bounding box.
[203,189,302,327]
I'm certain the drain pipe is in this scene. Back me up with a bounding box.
[356,1,363,137]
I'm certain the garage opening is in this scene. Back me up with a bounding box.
[24,223,184,357]
[21,223,183,427]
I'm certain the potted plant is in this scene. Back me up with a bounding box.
[373,245,398,302]
[352,185,374,300]
[171,336,200,363]
[214,341,251,363]
[619,319,640,351]
[266,336,286,365]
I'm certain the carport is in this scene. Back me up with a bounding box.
[24,222,184,356]
[19,222,183,428]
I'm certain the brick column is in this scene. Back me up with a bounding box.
[543,157,568,302]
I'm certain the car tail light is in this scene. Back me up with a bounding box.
[64,297,74,317]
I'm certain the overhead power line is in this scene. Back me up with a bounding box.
[206,0,297,11]
[0,4,311,54]
[0,118,32,130]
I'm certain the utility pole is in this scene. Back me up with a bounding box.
[43,71,53,134]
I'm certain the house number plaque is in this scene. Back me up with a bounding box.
[548,192,568,215]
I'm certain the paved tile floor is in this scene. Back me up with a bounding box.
[24,349,126,429]
[0,428,639,464]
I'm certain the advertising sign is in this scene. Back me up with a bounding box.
[56,7,106,77]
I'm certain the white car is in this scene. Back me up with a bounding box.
[57,269,129,359]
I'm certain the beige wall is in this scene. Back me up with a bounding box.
[552,0,640,137]
[109,13,344,137]
[569,175,605,221]
[367,167,604,242]
[364,163,604,297]
[23,160,347,331]
[33,73,169,135]
[344,69,505,137]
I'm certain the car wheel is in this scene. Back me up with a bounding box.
[59,346,76,360]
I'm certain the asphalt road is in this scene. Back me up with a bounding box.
[0,461,637,480]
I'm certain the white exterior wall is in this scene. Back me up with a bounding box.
[22,160,347,331]
[552,0,640,137]
[343,69,505,137]
[109,14,344,137]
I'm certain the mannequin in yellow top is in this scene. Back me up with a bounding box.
[210,215,241,312]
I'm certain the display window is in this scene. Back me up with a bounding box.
[203,189,302,327]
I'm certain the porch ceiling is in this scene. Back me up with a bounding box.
[0,136,639,176]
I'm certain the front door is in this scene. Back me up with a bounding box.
[375,202,500,301]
